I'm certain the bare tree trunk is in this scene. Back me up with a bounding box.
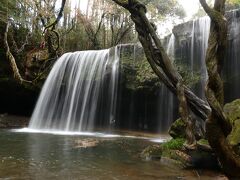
[200,0,240,177]
[3,22,31,85]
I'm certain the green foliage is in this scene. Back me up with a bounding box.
[226,0,240,10]
[161,138,185,150]
[121,46,201,92]
[135,58,160,89]
[121,49,160,91]
[140,0,186,20]
[174,60,201,86]
[0,0,15,21]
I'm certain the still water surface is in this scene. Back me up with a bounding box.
[0,129,222,179]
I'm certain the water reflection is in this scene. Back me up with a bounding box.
[0,130,222,179]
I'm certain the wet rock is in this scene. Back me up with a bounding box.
[168,118,186,139]
[74,138,100,148]
[158,138,219,170]
[140,145,163,161]
[160,156,184,168]
[162,148,219,170]
[0,114,29,128]
[184,149,219,169]
[169,118,203,140]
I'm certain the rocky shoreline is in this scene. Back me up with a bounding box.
[0,114,29,128]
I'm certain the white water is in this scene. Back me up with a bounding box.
[190,16,210,98]
[158,34,175,132]
[224,10,240,101]
[29,47,120,132]
[13,128,168,142]
[157,17,210,131]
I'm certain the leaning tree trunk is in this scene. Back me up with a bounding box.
[200,0,240,177]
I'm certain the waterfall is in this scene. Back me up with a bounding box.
[190,20,195,75]
[29,47,120,132]
[158,34,175,132]
[26,10,240,134]
[189,16,210,98]
[157,17,211,131]
[224,9,240,102]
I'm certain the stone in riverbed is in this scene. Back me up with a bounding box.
[74,138,100,148]
[140,145,163,161]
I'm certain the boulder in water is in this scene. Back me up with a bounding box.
[140,145,163,161]
[74,138,100,148]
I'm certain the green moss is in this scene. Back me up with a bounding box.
[120,50,160,92]
[227,119,240,146]
[162,138,185,150]
[161,138,185,158]
[198,139,209,145]
[224,99,240,124]
[168,118,186,139]
[141,139,185,161]
[174,60,200,86]
[140,145,163,160]
[223,99,240,146]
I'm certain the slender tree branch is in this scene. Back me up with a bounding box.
[115,23,134,45]
[11,31,31,54]
[44,0,66,32]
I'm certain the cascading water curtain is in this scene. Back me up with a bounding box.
[29,46,120,132]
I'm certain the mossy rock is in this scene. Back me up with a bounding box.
[161,139,189,167]
[140,145,163,160]
[161,138,185,158]
[168,118,186,139]
[224,99,240,146]
[161,138,185,150]
[227,119,240,146]
[141,139,184,161]
[223,99,240,124]
[160,138,219,169]
[197,138,209,146]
